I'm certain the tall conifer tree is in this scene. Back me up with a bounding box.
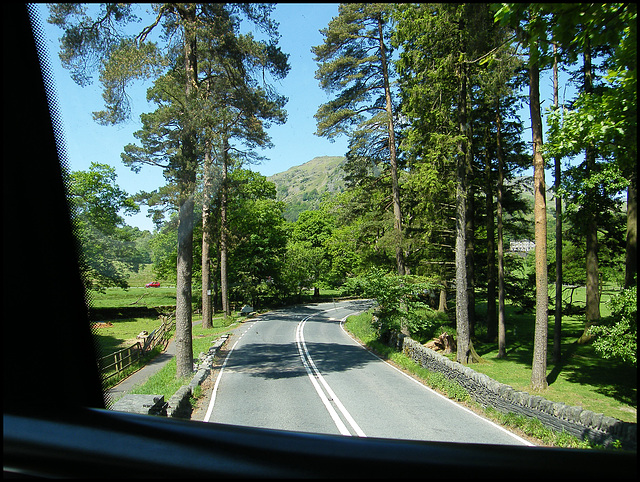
[313,3,406,275]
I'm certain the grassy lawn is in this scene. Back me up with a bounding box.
[120,263,170,288]
[89,284,178,355]
[89,278,241,396]
[469,301,636,424]
[89,286,177,309]
[92,316,171,356]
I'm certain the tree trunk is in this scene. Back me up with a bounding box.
[201,143,213,329]
[580,38,600,344]
[625,174,637,288]
[175,186,195,379]
[552,44,562,363]
[438,280,448,312]
[175,7,197,379]
[466,154,475,337]
[377,15,405,276]
[465,79,475,337]
[496,106,506,359]
[455,60,472,365]
[485,144,497,342]
[220,136,230,317]
[529,39,548,390]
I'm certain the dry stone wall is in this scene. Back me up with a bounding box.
[389,332,636,450]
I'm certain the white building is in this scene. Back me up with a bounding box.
[509,240,535,252]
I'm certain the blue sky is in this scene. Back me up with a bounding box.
[33,3,570,233]
[33,3,349,232]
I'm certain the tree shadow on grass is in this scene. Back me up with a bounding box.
[474,336,636,407]
[547,342,637,407]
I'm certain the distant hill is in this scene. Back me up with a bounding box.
[268,156,347,221]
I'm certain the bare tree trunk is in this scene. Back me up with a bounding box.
[496,106,506,358]
[625,175,637,288]
[456,154,471,364]
[176,188,195,378]
[175,8,197,379]
[466,156,476,337]
[201,143,213,329]
[220,136,230,317]
[438,280,448,312]
[456,61,473,365]
[529,39,548,390]
[580,38,600,344]
[552,44,562,363]
[485,146,497,342]
[378,15,405,276]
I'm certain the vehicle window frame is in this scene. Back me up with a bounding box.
[3,4,636,478]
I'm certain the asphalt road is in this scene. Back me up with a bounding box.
[200,300,532,446]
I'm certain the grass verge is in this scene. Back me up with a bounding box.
[126,314,240,401]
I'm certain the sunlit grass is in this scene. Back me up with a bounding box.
[468,285,636,424]
[129,357,190,400]
[126,313,240,399]
[92,316,169,356]
[88,286,177,308]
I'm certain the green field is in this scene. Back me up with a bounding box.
[469,299,636,424]
[88,287,177,309]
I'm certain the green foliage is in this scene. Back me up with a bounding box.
[313,3,396,140]
[343,268,438,337]
[589,284,637,366]
[68,162,146,291]
[148,220,178,282]
[542,3,636,177]
[502,253,536,313]
[290,210,334,249]
[227,172,288,307]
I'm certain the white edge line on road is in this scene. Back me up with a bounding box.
[203,320,257,423]
[203,339,237,423]
[338,317,535,447]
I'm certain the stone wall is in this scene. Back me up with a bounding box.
[389,332,636,450]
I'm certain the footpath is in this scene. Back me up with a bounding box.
[105,336,177,405]
[104,319,242,418]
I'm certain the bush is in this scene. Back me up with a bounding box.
[343,268,441,338]
[589,283,637,367]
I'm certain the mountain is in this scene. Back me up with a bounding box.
[267,156,347,221]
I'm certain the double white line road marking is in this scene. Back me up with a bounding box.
[205,307,366,437]
[295,312,366,437]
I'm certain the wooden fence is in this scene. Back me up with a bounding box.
[99,314,175,382]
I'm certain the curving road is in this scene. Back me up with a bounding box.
[202,300,532,446]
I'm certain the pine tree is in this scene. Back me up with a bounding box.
[49,3,286,378]
[313,3,406,275]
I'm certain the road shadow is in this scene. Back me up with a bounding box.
[223,340,376,380]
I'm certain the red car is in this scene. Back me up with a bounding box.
[145,281,160,288]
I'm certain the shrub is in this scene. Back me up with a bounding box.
[589,283,637,367]
[343,268,440,337]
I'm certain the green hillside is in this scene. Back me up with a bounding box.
[267,156,347,221]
